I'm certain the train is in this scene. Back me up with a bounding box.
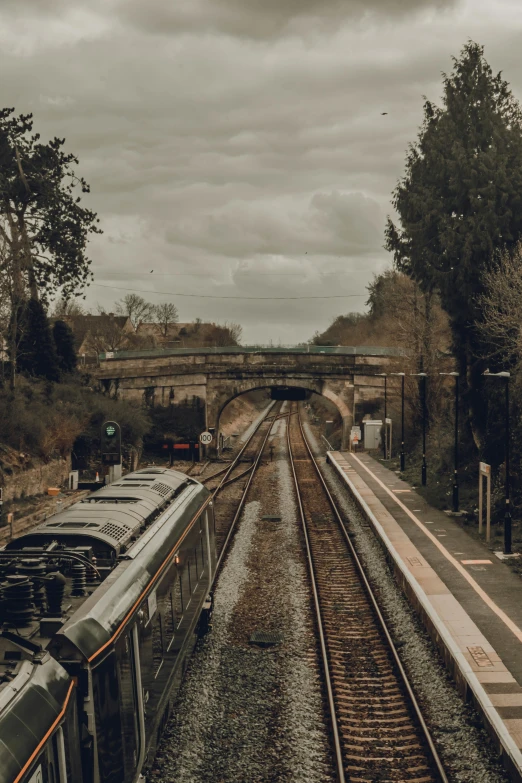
[0,466,216,783]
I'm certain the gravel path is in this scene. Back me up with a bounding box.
[302,419,510,783]
[151,413,334,783]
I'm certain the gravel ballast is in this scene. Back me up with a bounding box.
[152,406,510,783]
[151,413,334,782]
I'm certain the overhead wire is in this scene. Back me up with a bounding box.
[90,281,367,301]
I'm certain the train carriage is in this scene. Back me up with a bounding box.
[0,468,216,783]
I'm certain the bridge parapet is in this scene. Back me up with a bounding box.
[96,345,401,453]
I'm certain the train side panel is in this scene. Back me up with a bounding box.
[88,498,216,782]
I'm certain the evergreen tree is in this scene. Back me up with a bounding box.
[13,299,60,381]
[53,319,77,373]
[385,41,522,446]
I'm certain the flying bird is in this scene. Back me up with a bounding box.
[150,269,154,273]
[381,112,388,115]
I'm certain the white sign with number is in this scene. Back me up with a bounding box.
[200,431,213,445]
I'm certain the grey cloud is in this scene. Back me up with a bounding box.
[164,191,383,259]
[118,0,457,40]
[0,0,515,344]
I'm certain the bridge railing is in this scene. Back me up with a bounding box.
[99,345,403,361]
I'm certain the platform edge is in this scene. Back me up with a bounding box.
[327,451,522,783]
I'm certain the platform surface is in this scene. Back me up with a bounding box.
[329,450,522,775]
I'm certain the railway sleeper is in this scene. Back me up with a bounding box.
[348,777,435,783]
[343,742,428,755]
[346,772,436,783]
[338,713,413,724]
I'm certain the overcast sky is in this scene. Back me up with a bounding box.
[2,0,521,344]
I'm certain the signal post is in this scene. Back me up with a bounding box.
[101,420,122,484]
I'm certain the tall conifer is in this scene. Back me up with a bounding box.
[13,299,60,381]
[386,41,522,444]
[53,319,77,373]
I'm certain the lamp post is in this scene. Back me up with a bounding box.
[483,370,511,555]
[411,373,428,485]
[390,373,406,471]
[440,372,459,513]
[377,373,388,459]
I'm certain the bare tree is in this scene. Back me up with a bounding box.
[0,238,11,384]
[154,302,179,338]
[116,294,155,331]
[88,309,131,354]
[476,243,522,366]
[51,296,85,318]
[224,322,242,345]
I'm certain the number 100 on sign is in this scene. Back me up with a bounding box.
[200,431,213,445]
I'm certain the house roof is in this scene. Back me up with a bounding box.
[136,321,189,336]
[62,314,132,351]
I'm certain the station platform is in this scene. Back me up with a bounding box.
[327,450,522,781]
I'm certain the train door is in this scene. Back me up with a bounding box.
[92,651,125,783]
[136,569,176,749]
[92,633,145,783]
[116,630,143,780]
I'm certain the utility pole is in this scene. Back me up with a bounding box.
[483,371,511,554]
[391,373,406,471]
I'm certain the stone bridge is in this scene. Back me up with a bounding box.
[96,345,401,452]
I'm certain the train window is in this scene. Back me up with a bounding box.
[173,575,183,623]
[182,563,191,608]
[62,693,83,782]
[118,634,140,774]
[200,538,205,576]
[164,591,175,647]
[26,764,44,783]
[152,613,164,677]
[194,548,199,584]
[92,652,125,783]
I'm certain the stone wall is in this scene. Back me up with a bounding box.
[1,456,72,503]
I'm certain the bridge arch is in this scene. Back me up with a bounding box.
[207,377,353,453]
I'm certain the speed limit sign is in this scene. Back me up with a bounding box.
[200,431,213,445]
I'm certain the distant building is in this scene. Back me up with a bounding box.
[62,313,134,364]
[136,322,190,346]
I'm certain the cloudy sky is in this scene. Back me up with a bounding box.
[2,0,521,344]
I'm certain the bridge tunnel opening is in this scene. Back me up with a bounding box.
[270,386,311,401]
[213,386,344,456]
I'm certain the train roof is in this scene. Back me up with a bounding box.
[51,480,210,661]
[0,650,72,783]
[0,468,210,663]
[5,467,192,557]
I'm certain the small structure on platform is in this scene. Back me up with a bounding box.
[363,420,382,450]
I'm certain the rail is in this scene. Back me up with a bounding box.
[211,405,280,581]
[288,403,448,783]
[201,401,277,495]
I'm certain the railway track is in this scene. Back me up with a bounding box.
[201,400,280,497]
[287,403,448,783]
[206,400,283,565]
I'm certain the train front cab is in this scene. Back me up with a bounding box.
[18,698,82,783]
[89,501,216,783]
[2,667,82,783]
